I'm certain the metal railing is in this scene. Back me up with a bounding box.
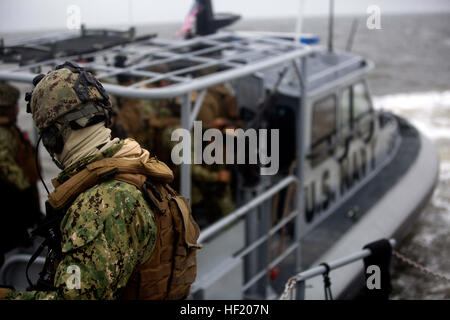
[280,238,397,300]
[198,175,297,243]
[192,175,300,299]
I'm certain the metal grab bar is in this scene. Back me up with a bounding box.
[198,175,297,243]
[298,238,396,281]
[282,238,397,299]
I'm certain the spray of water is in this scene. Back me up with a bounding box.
[375,91,450,299]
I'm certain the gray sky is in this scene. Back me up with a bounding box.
[1,0,449,33]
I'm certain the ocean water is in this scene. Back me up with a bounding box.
[375,92,450,299]
[4,13,450,299]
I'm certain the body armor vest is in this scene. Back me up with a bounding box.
[41,157,201,300]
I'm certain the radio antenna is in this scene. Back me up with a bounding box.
[294,0,305,42]
[345,18,359,52]
[327,0,334,52]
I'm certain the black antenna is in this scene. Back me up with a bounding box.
[345,19,359,52]
[328,0,334,53]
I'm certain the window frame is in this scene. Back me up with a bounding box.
[310,93,338,149]
[351,81,373,123]
[337,80,374,133]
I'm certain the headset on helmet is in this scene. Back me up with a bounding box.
[25,61,112,166]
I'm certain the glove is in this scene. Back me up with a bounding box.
[0,287,12,300]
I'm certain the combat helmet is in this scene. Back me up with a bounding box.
[0,82,20,108]
[25,61,111,156]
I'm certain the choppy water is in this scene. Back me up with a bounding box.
[375,92,450,299]
[4,13,450,299]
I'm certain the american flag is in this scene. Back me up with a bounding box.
[177,1,200,36]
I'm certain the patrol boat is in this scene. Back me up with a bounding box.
[0,0,439,299]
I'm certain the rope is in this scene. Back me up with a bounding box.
[279,262,335,300]
[393,250,450,283]
[320,262,333,300]
[280,276,297,300]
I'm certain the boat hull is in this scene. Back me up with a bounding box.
[303,125,439,299]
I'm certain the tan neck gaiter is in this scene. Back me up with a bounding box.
[56,121,120,169]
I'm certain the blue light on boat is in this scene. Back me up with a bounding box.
[300,35,320,44]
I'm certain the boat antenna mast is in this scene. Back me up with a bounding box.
[294,0,305,42]
[345,18,359,52]
[328,0,334,53]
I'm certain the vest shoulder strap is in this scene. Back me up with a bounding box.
[48,157,173,210]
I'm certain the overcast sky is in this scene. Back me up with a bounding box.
[1,0,449,33]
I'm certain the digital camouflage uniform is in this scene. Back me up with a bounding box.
[191,163,235,225]
[192,84,237,223]
[115,66,176,152]
[116,96,176,151]
[118,80,237,225]
[0,82,41,261]
[108,95,128,140]
[4,63,160,300]
[0,83,30,191]
[6,142,157,300]
[141,94,178,152]
[0,126,32,191]
[116,97,148,146]
[196,84,239,125]
[157,106,235,225]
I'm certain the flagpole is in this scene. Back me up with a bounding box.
[128,0,133,26]
[295,0,305,42]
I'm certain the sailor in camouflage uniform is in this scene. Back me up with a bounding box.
[192,84,239,224]
[0,62,200,300]
[155,86,238,226]
[115,63,175,151]
[0,82,41,267]
[108,95,128,140]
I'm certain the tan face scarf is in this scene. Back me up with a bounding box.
[112,138,150,163]
[56,121,120,169]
